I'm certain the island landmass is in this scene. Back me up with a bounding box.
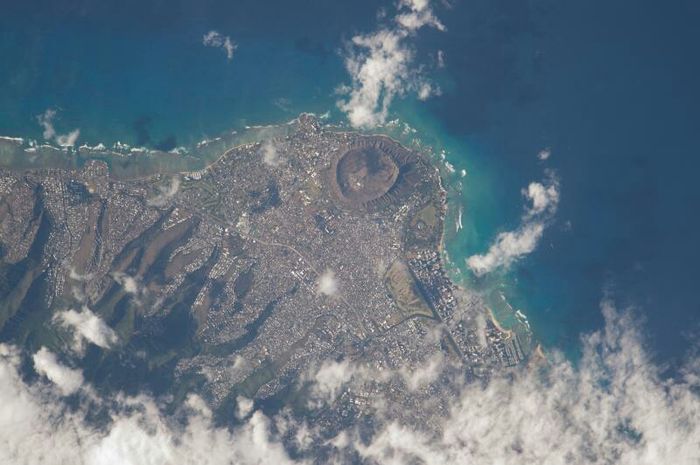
[0,114,527,430]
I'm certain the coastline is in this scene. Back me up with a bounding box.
[486,307,513,336]
[333,114,537,361]
[1,112,536,362]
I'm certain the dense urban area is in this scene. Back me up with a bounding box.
[0,115,525,433]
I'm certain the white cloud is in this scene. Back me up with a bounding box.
[317,270,338,296]
[31,347,84,396]
[524,179,559,217]
[260,140,283,167]
[147,176,180,207]
[1,345,86,464]
[112,272,141,295]
[395,0,445,31]
[354,300,700,465]
[55,129,80,147]
[229,354,248,377]
[417,81,440,101]
[294,422,315,452]
[437,50,446,68]
[538,147,551,161]
[36,108,80,147]
[337,0,444,128]
[467,176,560,276]
[307,359,394,408]
[68,267,93,282]
[236,395,254,420]
[399,353,444,392]
[400,0,430,10]
[467,220,544,276]
[37,109,57,140]
[1,345,302,465]
[53,306,118,354]
[202,30,237,61]
[1,298,699,464]
[309,360,356,405]
[338,29,411,128]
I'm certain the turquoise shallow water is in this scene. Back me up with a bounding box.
[2,0,699,365]
[0,0,383,146]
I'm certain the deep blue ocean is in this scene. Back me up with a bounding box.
[1,0,699,366]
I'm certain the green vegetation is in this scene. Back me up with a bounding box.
[384,259,435,322]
